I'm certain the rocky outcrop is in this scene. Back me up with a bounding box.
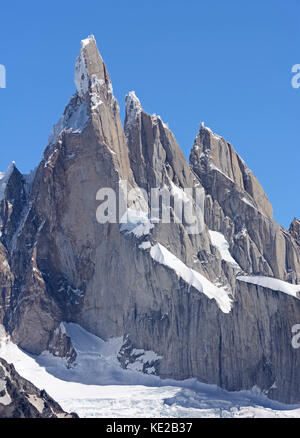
[1,35,136,353]
[190,124,273,218]
[0,35,300,405]
[290,218,300,243]
[125,91,196,193]
[0,164,27,247]
[0,243,12,323]
[190,124,300,284]
[0,358,77,418]
[124,91,220,276]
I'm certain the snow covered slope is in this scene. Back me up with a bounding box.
[1,323,300,418]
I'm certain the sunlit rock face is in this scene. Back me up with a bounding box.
[290,218,300,243]
[0,35,300,404]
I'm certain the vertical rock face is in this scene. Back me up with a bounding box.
[290,218,300,243]
[190,124,300,284]
[125,91,196,192]
[190,124,274,218]
[1,36,300,404]
[1,35,136,352]
[124,91,213,268]
[0,244,12,324]
[0,164,27,244]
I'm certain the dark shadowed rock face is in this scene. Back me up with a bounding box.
[0,358,77,418]
[0,165,27,246]
[0,243,13,324]
[0,35,300,404]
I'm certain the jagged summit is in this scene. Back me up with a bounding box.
[190,124,274,218]
[291,217,300,226]
[290,218,300,241]
[125,91,142,127]
[124,91,169,133]
[198,121,221,138]
[0,161,15,177]
[1,37,300,408]
[0,162,16,201]
[80,34,96,49]
[47,35,119,151]
[74,34,112,99]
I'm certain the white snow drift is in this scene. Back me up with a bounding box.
[237,276,300,299]
[209,230,241,269]
[140,242,232,313]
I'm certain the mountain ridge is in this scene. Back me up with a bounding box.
[0,35,300,405]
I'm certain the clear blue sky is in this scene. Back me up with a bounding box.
[0,0,299,228]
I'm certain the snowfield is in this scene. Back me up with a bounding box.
[1,323,300,418]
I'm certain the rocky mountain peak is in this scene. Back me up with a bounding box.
[74,34,112,99]
[289,218,300,242]
[47,35,115,149]
[0,162,27,246]
[45,35,134,182]
[0,162,16,202]
[124,91,198,194]
[190,124,273,218]
[125,91,142,128]
[1,36,300,408]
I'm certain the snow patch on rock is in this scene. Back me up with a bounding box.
[139,241,152,250]
[209,230,241,269]
[48,101,89,147]
[139,242,232,313]
[125,91,142,127]
[74,41,90,97]
[120,208,154,237]
[210,163,234,182]
[125,348,162,375]
[80,35,95,49]
[237,276,300,299]
[242,197,256,209]
[200,122,221,140]
[90,74,104,110]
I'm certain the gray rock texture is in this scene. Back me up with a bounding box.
[190,124,300,284]
[0,35,300,404]
[290,218,300,243]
